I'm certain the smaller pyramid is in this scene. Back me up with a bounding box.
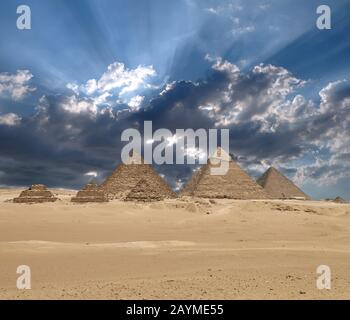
[333,196,346,204]
[125,179,165,202]
[13,184,58,203]
[71,183,108,203]
[257,167,310,200]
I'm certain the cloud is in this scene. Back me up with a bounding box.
[0,70,35,101]
[204,3,254,37]
[232,25,255,36]
[85,171,98,178]
[67,61,156,109]
[97,62,156,95]
[0,113,22,126]
[205,8,219,15]
[128,95,145,111]
[0,56,349,195]
[57,95,98,115]
[205,3,243,15]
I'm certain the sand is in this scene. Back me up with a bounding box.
[0,188,349,300]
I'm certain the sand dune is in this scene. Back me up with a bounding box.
[0,188,349,300]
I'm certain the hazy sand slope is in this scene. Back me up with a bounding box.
[0,189,349,300]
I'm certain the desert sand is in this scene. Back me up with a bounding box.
[0,188,349,300]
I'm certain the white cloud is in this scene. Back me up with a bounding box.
[128,95,144,111]
[0,113,22,126]
[67,62,156,104]
[93,92,112,106]
[275,79,350,186]
[202,59,306,128]
[0,70,35,101]
[205,3,243,15]
[85,79,98,95]
[232,25,255,36]
[160,81,177,96]
[66,83,79,95]
[210,56,240,75]
[58,95,98,115]
[205,8,219,14]
[85,171,98,178]
[100,62,155,95]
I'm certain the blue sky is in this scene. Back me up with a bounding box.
[0,0,349,200]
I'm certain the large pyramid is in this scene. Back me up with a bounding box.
[257,167,310,200]
[100,153,176,199]
[180,148,270,199]
[13,184,58,203]
[125,179,166,202]
[71,183,109,203]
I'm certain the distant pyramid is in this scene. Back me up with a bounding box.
[100,152,176,199]
[180,148,270,199]
[257,167,310,200]
[13,184,58,203]
[333,196,346,204]
[125,179,166,202]
[71,183,108,203]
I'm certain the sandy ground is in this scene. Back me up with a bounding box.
[0,188,349,300]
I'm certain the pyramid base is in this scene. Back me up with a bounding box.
[71,197,109,203]
[13,197,58,203]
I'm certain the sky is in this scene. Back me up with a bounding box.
[0,0,349,200]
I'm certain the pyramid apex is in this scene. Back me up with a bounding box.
[267,166,279,173]
[209,147,231,163]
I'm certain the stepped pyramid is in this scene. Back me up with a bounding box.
[257,167,310,200]
[125,179,165,202]
[71,183,108,203]
[13,184,58,203]
[100,152,176,199]
[180,148,270,199]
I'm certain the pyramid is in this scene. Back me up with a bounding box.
[257,167,310,200]
[13,184,58,203]
[100,153,176,199]
[125,179,165,202]
[71,183,108,203]
[333,196,346,204]
[180,148,270,199]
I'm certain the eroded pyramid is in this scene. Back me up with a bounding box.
[257,167,310,200]
[180,148,270,199]
[125,179,166,202]
[13,184,58,203]
[100,154,176,199]
[71,183,108,203]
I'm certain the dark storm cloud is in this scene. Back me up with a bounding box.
[0,58,349,190]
